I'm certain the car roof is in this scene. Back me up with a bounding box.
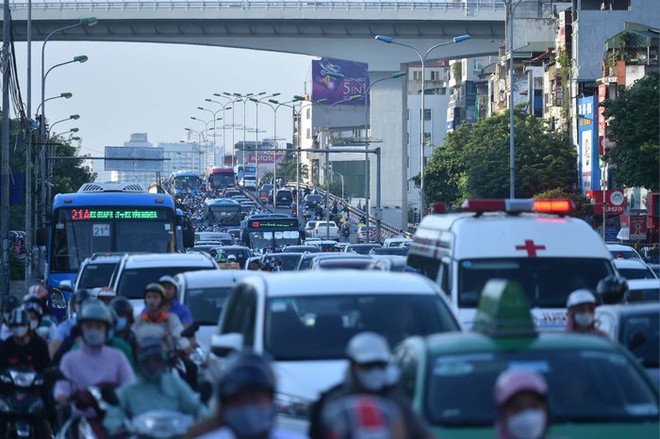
[607,244,639,252]
[241,271,441,297]
[121,253,217,268]
[614,259,651,269]
[176,269,256,289]
[314,253,371,261]
[349,243,382,248]
[596,302,660,317]
[627,279,660,290]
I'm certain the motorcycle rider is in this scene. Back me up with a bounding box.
[186,351,305,439]
[103,337,208,437]
[22,292,57,342]
[1,295,20,341]
[321,395,408,439]
[0,307,52,373]
[158,275,193,328]
[565,289,607,337]
[494,369,550,439]
[50,288,94,359]
[133,283,190,353]
[308,332,432,439]
[110,296,137,351]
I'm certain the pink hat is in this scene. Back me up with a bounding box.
[494,369,548,407]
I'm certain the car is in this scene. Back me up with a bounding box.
[303,194,323,209]
[194,232,233,245]
[369,246,409,256]
[310,254,372,270]
[356,225,378,243]
[394,280,660,438]
[66,252,127,292]
[366,255,409,272]
[310,221,339,240]
[275,189,293,206]
[240,175,257,191]
[209,271,461,431]
[240,201,258,211]
[214,245,252,269]
[596,302,660,386]
[303,221,317,238]
[608,243,643,260]
[344,243,382,255]
[407,198,616,329]
[383,237,412,248]
[223,189,241,199]
[614,259,659,280]
[261,252,304,271]
[231,195,249,201]
[109,253,219,313]
[626,279,660,302]
[175,269,255,353]
[187,244,223,256]
[282,245,321,253]
[308,239,341,252]
[296,252,330,271]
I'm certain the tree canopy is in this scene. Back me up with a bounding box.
[421,111,577,207]
[602,72,659,191]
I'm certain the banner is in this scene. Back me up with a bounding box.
[312,58,369,105]
[587,189,626,215]
[577,96,600,194]
[247,152,286,165]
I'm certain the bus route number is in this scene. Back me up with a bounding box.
[93,224,110,237]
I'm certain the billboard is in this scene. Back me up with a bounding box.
[246,152,286,165]
[104,147,164,172]
[312,58,369,105]
[577,96,600,194]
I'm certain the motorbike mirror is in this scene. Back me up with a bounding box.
[58,280,73,292]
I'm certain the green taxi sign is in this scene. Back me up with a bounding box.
[472,279,536,337]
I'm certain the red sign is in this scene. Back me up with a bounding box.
[630,215,647,240]
[515,240,546,257]
[587,190,625,215]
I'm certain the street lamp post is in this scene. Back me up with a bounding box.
[226,92,265,168]
[333,171,345,201]
[190,116,221,170]
[375,33,471,218]
[185,128,204,172]
[208,96,234,166]
[197,106,223,167]
[249,93,280,180]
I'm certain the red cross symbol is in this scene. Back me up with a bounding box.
[515,240,546,257]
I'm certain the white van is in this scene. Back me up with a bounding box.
[406,199,616,330]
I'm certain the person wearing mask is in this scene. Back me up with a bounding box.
[110,296,136,350]
[53,299,135,437]
[103,337,208,436]
[0,307,52,373]
[22,292,57,342]
[157,276,193,328]
[1,295,20,341]
[247,259,262,271]
[50,289,94,358]
[133,283,189,353]
[565,289,607,337]
[494,369,550,439]
[308,332,432,439]
[186,351,304,439]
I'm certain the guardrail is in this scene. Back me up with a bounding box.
[11,0,509,12]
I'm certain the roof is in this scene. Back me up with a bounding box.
[511,42,554,58]
[242,271,441,298]
[605,24,660,52]
[171,170,201,177]
[176,269,256,289]
[122,253,217,269]
[607,244,639,252]
[52,191,176,209]
[205,198,240,206]
[420,330,618,357]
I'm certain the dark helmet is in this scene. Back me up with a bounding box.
[217,352,276,401]
[73,289,96,306]
[2,295,20,314]
[23,300,44,317]
[597,275,628,305]
[110,296,133,318]
[144,283,165,299]
[9,307,29,326]
[77,299,113,327]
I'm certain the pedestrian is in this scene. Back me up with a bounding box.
[308,332,432,439]
[494,369,550,439]
[565,289,607,337]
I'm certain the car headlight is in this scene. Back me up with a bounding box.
[275,393,312,419]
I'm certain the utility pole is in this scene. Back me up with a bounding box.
[2,0,11,296]
[25,0,33,287]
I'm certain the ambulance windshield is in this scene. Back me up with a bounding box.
[458,258,613,307]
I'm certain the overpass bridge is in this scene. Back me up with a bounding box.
[6,0,554,227]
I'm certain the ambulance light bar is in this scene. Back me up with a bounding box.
[461,198,574,215]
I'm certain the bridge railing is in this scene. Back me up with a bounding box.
[11,0,509,12]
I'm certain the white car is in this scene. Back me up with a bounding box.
[310,221,339,240]
[607,244,643,260]
[613,259,658,280]
[208,271,460,432]
[383,237,412,248]
[626,279,660,302]
[240,175,257,191]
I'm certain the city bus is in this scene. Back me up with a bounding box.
[38,182,191,317]
[234,163,256,182]
[169,170,203,195]
[204,198,242,227]
[207,167,236,191]
[242,214,301,251]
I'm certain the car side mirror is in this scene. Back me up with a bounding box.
[58,280,73,292]
[211,333,243,358]
[628,332,646,350]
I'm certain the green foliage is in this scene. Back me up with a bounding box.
[318,180,343,198]
[451,62,462,84]
[9,251,24,280]
[602,72,659,191]
[533,187,593,218]
[422,111,577,207]
[272,153,308,183]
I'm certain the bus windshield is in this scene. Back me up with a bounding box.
[174,176,202,190]
[249,230,300,250]
[207,205,241,226]
[51,207,175,273]
[209,173,235,189]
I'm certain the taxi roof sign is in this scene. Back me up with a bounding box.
[473,279,536,337]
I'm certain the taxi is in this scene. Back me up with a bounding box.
[407,198,615,329]
[393,280,660,438]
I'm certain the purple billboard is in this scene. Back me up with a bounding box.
[312,58,369,105]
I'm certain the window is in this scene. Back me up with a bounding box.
[424,132,432,145]
[423,109,432,121]
[306,128,311,139]
[413,70,422,81]
[220,285,257,346]
[306,108,311,119]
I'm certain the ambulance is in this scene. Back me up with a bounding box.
[407,199,616,330]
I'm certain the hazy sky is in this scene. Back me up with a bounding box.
[14,41,315,159]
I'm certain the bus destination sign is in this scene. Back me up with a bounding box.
[70,208,161,221]
[250,219,299,229]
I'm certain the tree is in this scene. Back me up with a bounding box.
[421,111,577,207]
[272,153,308,183]
[602,72,659,191]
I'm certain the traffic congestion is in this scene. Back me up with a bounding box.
[0,172,658,439]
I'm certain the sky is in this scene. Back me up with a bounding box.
[13,41,315,167]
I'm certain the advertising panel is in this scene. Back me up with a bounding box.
[629,215,648,240]
[104,146,164,172]
[312,58,369,105]
[246,152,286,165]
[577,96,600,194]
[587,189,626,215]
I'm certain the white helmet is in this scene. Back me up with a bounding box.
[566,289,597,308]
[346,332,391,364]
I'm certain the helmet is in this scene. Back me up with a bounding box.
[494,369,548,407]
[97,287,116,300]
[597,275,628,304]
[77,299,113,326]
[144,283,165,299]
[346,332,391,364]
[158,275,178,289]
[566,289,597,308]
[9,307,29,326]
[73,289,98,305]
[1,295,20,314]
[217,352,276,401]
[23,300,44,317]
[22,293,43,306]
[227,254,237,262]
[26,284,49,301]
[110,296,133,317]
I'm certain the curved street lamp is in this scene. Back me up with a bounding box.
[375,33,471,216]
[249,93,280,179]
[207,96,234,166]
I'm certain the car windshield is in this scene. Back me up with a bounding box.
[349,245,380,255]
[117,266,212,298]
[426,349,659,426]
[262,254,302,271]
[317,260,372,270]
[618,268,656,280]
[183,286,232,325]
[627,286,660,302]
[458,258,613,308]
[265,294,457,360]
[78,262,117,289]
[621,312,660,368]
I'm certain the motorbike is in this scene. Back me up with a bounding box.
[55,383,118,439]
[0,369,46,438]
[126,410,194,439]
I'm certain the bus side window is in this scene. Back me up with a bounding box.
[440,259,451,297]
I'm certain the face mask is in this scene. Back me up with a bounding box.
[224,404,274,438]
[356,367,388,392]
[82,328,106,346]
[506,409,547,439]
[11,326,28,338]
[29,320,38,331]
[573,312,594,328]
[116,317,127,332]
